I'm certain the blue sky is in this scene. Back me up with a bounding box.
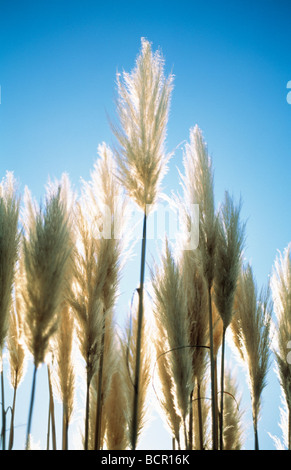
[1,0,291,450]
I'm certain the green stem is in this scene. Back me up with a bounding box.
[25,364,38,450]
[207,286,217,450]
[289,405,291,450]
[94,310,106,450]
[188,388,194,450]
[197,382,204,450]
[1,368,6,450]
[48,365,57,450]
[219,325,226,450]
[253,411,259,450]
[84,374,91,450]
[8,376,18,450]
[131,209,147,450]
[46,395,51,450]
[62,402,69,450]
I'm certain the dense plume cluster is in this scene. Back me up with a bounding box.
[0,38,290,451]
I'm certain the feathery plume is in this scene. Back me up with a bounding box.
[22,179,73,449]
[81,142,128,450]
[231,264,272,450]
[69,143,127,449]
[113,37,173,450]
[7,249,27,450]
[270,243,291,449]
[103,334,130,450]
[0,172,20,352]
[0,171,20,450]
[54,303,76,449]
[113,37,173,210]
[151,238,192,447]
[180,125,218,448]
[222,368,244,450]
[214,191,245,448]
[153,328,182,448]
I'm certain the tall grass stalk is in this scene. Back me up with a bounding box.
[180,125,218,449]
[214,191,245,449]
[80,142,128,450]
[123,288,153,449]
[68,200,104,449]
[113,38,173,449]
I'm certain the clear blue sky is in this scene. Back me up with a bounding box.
[0,0,291,450]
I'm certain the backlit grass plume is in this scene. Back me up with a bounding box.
[0,171,20,450]
[22,180,73,449]
[7,250,27,450]
[222,368,244,450]
[69,143,127,450]
[81,142,128,450]
[270,243,291,449]
[0,172,20,351]
[103,335,130,450]
[153,327,182,449]
[231,264,272,450]
[113,37,173,210]
[180,125,218,448]
[54,303,76,450]
[113,37,173,450]
[151,238,192,448]
[214,191,245,448]
[180,248,209,449]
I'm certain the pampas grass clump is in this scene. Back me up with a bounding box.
[0,38,288,452]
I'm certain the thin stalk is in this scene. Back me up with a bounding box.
[197,382,204,450]
[46,395,51,450]
[25,364,38,450]
[131,209,147,450]
[94,311,105,450]
[84,374,91,450]
[8,374,18,450]
[219,325,226,450]
[288,406,291,450]
[208,287,217,450]
[213,356,219,449]
[254,412,259,450]
[183,417,188,450]
[172,436,176,450]
[62,402,68,450]
[1,369,6,450]
[188,389,194,450]
[48,365,57,450]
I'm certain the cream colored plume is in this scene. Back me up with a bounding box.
[113,37,174,211]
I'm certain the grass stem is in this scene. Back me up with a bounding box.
[208,287,217,450]
[219,325,226,450]
[131,209,147,450]
[25,364,38,450]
